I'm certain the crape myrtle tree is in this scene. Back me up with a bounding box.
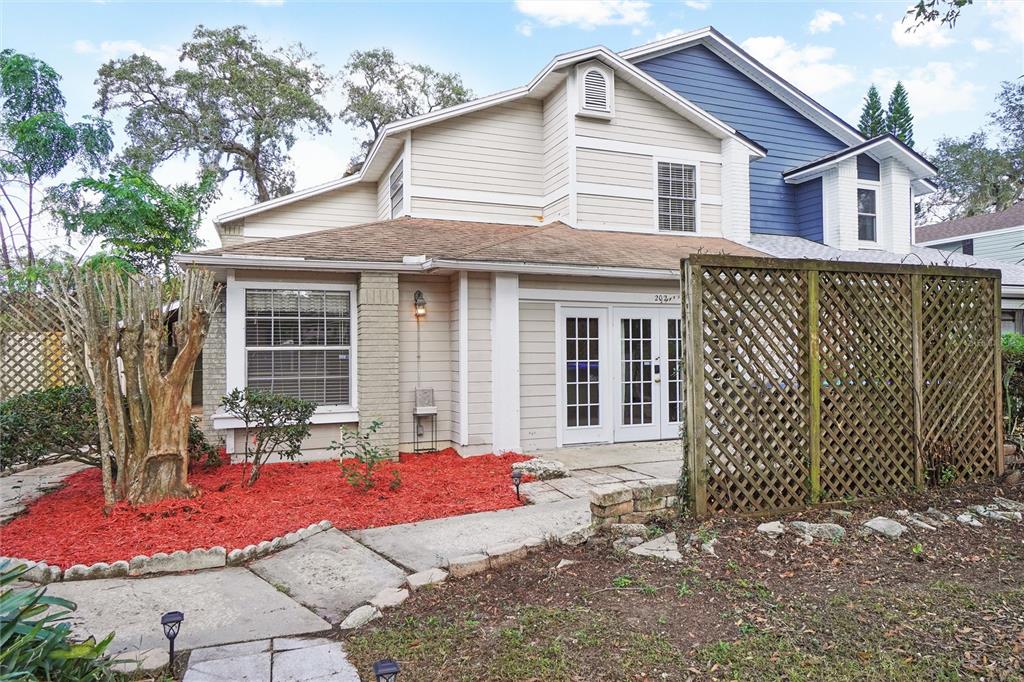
[0,49,112,267]
[13,265,221,509]
[95,25,332,202]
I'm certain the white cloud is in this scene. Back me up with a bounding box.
[740,36,854,97]
[654,28,687,41]
[72,39,177,67]
[808,9,844,34]
[870,62,981,119]
[890,12,955,47]
[516,22,534,37]
[971,37,994,52]
[684,1,710,9]
[513,0,650,30]
[985,0,1024,42]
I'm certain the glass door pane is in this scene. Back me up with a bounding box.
[565,316,601,429]
[621,317,654,426]
[667,318,683,424]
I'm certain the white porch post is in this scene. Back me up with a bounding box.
[491,272,521,452]
[223,270,243,454]
[458,271,470,446]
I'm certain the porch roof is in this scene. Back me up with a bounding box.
[749,234,1024,289]
[182,217,764,274]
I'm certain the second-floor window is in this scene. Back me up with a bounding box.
[657,162,697,232]
[857,188,877,242]
[389,162,404,219]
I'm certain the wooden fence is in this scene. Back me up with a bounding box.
[681,254,1004,516]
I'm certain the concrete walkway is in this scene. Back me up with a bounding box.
[0,461,89,523]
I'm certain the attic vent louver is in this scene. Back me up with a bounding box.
[583,68,609,111]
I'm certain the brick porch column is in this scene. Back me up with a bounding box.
[358,271,400,455]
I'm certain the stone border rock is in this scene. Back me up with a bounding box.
[3,519,334,584]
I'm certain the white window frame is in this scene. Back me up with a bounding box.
[857,182,879,244]
[653,157,701,234]
[388,157,404,219]
[218,275,358,430]
[576,62,614,120]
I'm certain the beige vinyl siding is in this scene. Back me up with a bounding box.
[449,273,462,443]
[411,197,543,225]
[577,148,651,189]
[700,204,722,233]
[467,273,492,446]
[544,195,570,223]
[411,100,544,198]
[377,153,402,220]
[398,276,452,449]
[575,79,720,155]
[519,275,678,298]
[519,301,557,451]
[577,194,652,230]
[542,84,569,200]
[700,162,722,196]
[241,184,377,240]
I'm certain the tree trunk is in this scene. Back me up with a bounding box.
[131,379,194,504]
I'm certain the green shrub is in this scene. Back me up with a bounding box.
[329,420,398,492]
[1002,335,1024,445]
[188,416,222,468]
[0,385,99,472]
[0,560,119,680]
[219,388,316,487]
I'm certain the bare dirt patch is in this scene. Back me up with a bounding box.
[344,482,1024,681]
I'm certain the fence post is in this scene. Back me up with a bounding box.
[911,273,925,489]
[993,273,1005,475]
[683,259,707,517]
[807,268,822,504]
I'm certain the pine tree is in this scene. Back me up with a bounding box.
[886,81,915,148]
[858,85,886,138]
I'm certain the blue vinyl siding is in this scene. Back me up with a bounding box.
[795,178,823,242]
[857,154,880,181]
[636,44,848,236]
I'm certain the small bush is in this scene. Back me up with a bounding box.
[0,560,119,680]
[219,388,316,487]
[1002,334,1024,445]
[0,385,99,472]
[188,416,223,468]
[329,420,397,492]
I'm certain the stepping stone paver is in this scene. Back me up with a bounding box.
[571,470,622,485]
[183,651,271,681]
[593,466,649,482]
[520,481,570,504]
[629,532,683,563]
[351,498,589,571]
[273,641,360,682]
[46,568,330,656]
[547,476,596,498]
[249,529,406,625]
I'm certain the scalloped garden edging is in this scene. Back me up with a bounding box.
[2,519,334,584]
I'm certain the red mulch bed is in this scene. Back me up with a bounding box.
[0,449,530,569]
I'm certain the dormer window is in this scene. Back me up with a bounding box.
[577,63,613,119]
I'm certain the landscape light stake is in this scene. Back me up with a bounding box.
[373,658,401,681]
[511,469,523,500]
[160,611,184,671]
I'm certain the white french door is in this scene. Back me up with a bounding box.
[559,308,611,445]
[559,306,682,446]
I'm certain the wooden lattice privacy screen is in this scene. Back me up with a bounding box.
[0,292,79,401]
[681,254,1004,516]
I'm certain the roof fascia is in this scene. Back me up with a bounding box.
[620,26,864,147]
[427,257,680,280]
[174,253,424,273]
[783,137,937,184]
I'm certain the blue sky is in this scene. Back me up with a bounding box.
[2,0,1022,249]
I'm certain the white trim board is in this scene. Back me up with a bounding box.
[458,271,470,446]
[490,273,521,452]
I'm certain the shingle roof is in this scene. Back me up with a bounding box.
[195,217,764,271]
[749,234,1024,287]
[916,202,1024,244]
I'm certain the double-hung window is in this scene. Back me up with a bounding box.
[245,289,352,406]
[657,162,697,232]
[389,163,404,219]
[857,188,877,242]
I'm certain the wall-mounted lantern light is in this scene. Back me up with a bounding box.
[414,290,427,319]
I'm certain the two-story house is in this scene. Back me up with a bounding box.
[178,26,1024,457]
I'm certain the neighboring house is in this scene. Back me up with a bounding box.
[915,202,1024,333]
[177,26,1024,456]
